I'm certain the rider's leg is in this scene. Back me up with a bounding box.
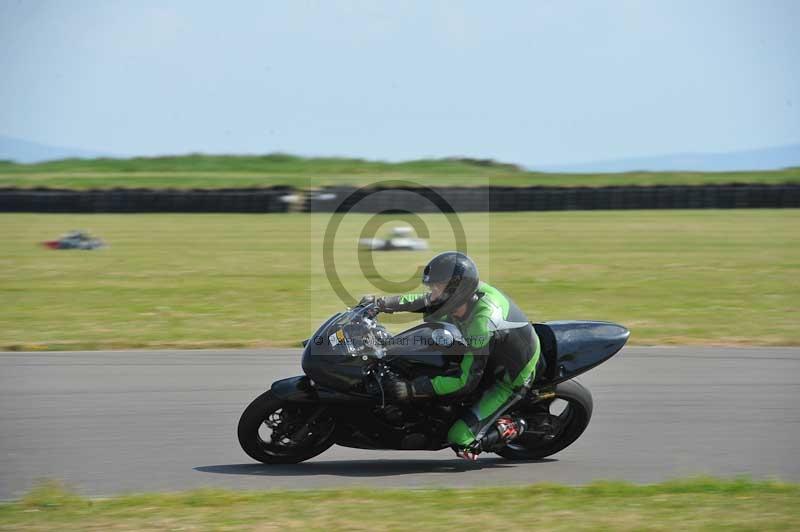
[447,340,541,449]
[448,376,515,448]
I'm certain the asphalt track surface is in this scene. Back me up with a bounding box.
[1,346,798,499]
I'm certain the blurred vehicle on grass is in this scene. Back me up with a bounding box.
[42,230,106,250]
[358,226,429,251]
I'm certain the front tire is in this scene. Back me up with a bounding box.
[495,379,593,460]
[237,390,336,464]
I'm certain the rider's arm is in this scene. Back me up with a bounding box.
[379,292,435,313]
[413,312,493,397]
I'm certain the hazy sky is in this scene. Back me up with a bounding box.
[1,0,798,166]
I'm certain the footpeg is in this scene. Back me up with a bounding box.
[526,414,556,440]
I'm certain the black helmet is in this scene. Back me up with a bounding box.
[422,251,480,317]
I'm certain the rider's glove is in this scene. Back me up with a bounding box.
[385,376,434,403]
[357,295,393,314]
[358,294,376,306]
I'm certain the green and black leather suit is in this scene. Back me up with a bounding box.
[381,281,541,448]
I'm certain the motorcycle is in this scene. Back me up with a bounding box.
[238,303,629,464]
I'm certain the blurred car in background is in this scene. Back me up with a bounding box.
[358,226,428,251]
[42,230,106,250]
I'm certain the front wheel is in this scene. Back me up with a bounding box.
[237,390,336,464]
[495,379,593,460]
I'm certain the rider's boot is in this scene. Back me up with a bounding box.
[496,415,527,443]
[453,416,527,460]
[454,447,480,461]
[480,415,527,451]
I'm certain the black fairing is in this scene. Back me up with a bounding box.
[301,312,368,391]
[302,315,466,391]
[384,322,466,377]
[271,375,373,404]
[534,320,629,384]
[271,375,315,401]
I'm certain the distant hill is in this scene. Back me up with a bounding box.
[538,143,800,173]
[0,135,114,163]
[1,152,798,189]
[2,133,800,174]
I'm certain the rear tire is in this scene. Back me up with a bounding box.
[495,379,593,460]
[237,390,335,464]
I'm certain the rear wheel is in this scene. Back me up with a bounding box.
[495,379,593,460]
[237,390,336,464]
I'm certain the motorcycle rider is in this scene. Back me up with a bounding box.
[360,251,542,460]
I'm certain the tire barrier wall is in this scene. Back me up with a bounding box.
[305,184,800,212]
[1,184,798,213]
[0,187,293,213]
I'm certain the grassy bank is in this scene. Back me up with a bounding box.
[1,478,797,531]
[1,210,798,350]
[1,154,799,188]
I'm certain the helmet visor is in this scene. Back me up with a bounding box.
[427,281,451,303]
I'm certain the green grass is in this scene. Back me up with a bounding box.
[1,478,798,531]
[1,210,798,350]
[1,154,799,188]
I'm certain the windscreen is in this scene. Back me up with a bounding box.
[320,307,383,358]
